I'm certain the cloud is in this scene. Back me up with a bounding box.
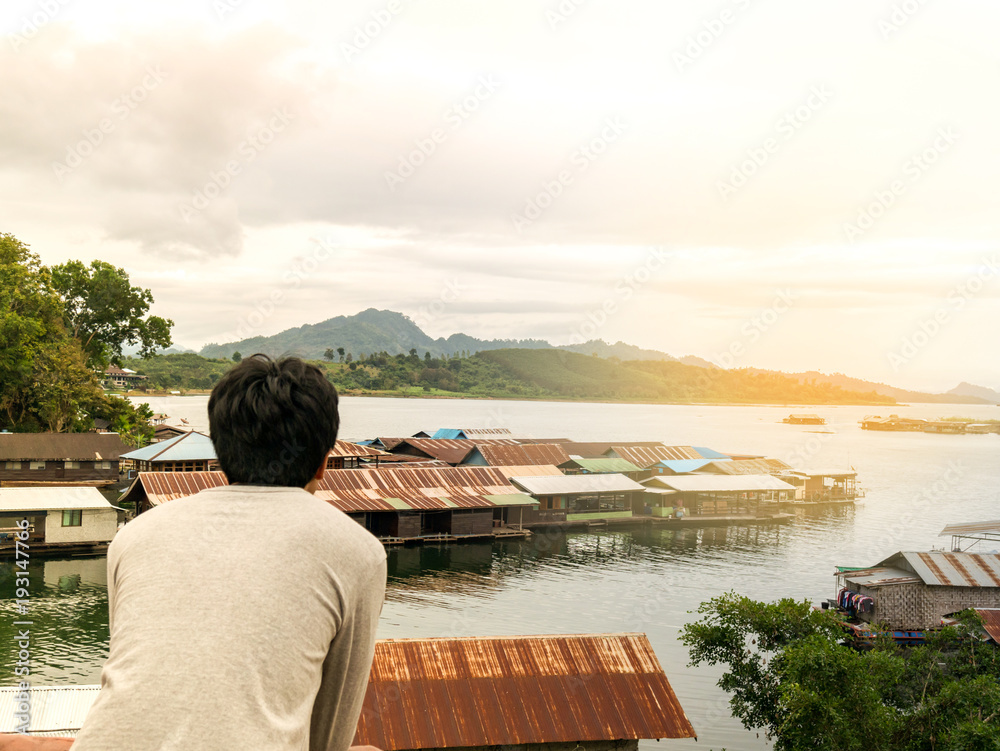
[0,23,319,257]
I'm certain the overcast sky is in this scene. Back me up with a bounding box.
[2,0,998,392]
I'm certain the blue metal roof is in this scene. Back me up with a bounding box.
[652,459,716,474]
[432,428,464,439]
[121,431,216,462]
[692,446,731,460]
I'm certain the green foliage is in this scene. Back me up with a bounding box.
[232,351,242,362]
[124,353,232,390]
[89,396,154,447]
[31,340,105,433]
[49,259,173,368]
[0,233,156,442]
[0,233,68,428]
[682,593,1000,750]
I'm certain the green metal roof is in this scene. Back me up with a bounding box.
[484,493,538,507]
[560,457,642,473]
[384,497,413,511]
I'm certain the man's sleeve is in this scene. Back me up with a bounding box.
[309,553,387,751]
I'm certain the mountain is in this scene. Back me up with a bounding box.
[197,308,977,404]
[558,339,678,361]
[199,309,685,362]
[746,369,993,405]
[947,382,1000,403]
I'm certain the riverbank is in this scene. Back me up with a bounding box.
[121,386,898,408]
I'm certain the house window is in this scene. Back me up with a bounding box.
[96,461,112,470]
[29,461,45,470]
[62,509,83,527]
[4,462,21,470]
[64,461,80,469]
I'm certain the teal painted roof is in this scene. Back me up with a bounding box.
[692,447,731,459]
[652,459,717,474]
[121,431,216,462]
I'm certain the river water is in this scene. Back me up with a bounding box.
[2,396,998,749]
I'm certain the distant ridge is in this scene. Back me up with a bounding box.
[745,369,994,405]
[197,308,985,405]
[199,308,695,363]
[947,382,1000,403]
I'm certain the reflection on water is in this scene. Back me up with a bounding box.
[0,557,109,685]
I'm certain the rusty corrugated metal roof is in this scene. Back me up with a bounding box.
[556,442,664,458]
[0,433,131,461]
[607,445,702,467]
[354,633,696,749]
[330,440,387,458]
[975,609,1000,642]
[878,552,1000,587]
[705,458,792,475]
[473,443,571,467]
[127,466,536,512]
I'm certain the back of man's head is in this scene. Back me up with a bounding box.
[208,354,339,487]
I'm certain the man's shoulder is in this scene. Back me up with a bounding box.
[117,485,384,561]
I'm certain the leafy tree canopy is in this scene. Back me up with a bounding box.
[0,233,156,443]
[681,592,1000,751]
[50,259,173,368]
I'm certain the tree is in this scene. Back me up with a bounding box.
[337,346,345,363]
[31,339,104,433]
[232,351,242,362]
[324,348,335,361]
[49,259,173,369]
[681,592,1000,750]
[0,233,67,428]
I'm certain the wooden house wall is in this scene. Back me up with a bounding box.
[395,513,421,539]
[854,583,1000,630]
[519,507,568,525]
[451,509,493,536]
[0,462,119,486]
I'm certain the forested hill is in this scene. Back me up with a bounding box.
[130,349,896,405]
[198,308,696,363]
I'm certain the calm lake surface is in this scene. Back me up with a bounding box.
[3,396,999,750]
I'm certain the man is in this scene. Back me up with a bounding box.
[74,355,387,750]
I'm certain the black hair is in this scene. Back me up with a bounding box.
[208,354,339,487]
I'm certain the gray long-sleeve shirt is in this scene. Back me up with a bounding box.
[73,485,387,751]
